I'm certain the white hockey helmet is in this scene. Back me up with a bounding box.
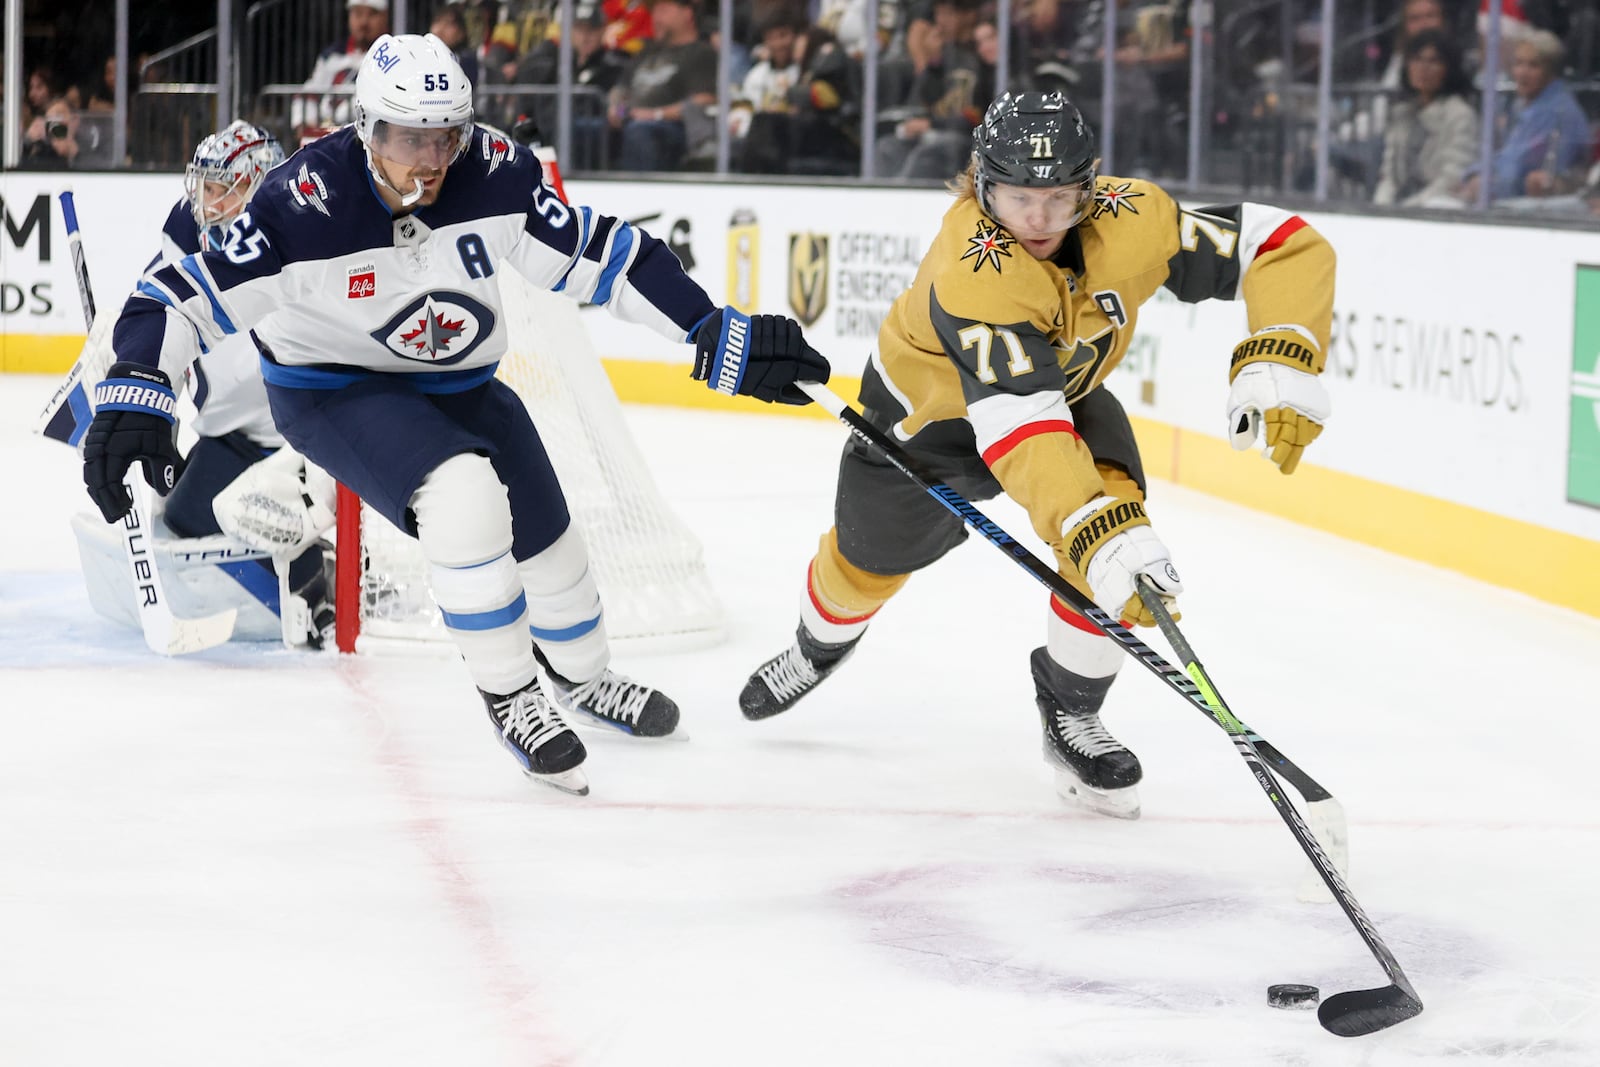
[353,33,474,167]
[184,120,285,243]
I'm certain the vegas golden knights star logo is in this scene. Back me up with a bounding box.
[788,233,829,327]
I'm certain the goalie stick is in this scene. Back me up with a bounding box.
[58,190,237,656]
[796,379,1419,1037]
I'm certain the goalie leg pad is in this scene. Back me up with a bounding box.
[517,525,609,684]
[413,453,536,695]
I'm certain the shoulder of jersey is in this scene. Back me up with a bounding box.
[432,124,542,212]
[160,199,203,256]
[1079,175,1179,275]
[261,126,367,223]
[927,197,1058,317]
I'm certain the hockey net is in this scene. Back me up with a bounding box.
[334,156,722,653]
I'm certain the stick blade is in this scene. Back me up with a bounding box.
[151,608,238,656]
[1318,984,1423,1037]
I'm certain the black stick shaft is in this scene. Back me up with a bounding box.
[1134,581,1420,1008]
[797,380,1334,805]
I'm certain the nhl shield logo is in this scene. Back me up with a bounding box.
[788,233,829,328]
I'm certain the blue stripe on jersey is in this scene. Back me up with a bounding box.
[591,225,634,306]
[152,264,198,303]
[259,356,500,394]
[440,592,528,632]
[552,207,593,295]
[136,281,176,308]
[529,614,602,642]
[178,254,238,334]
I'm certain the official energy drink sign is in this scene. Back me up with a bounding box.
[1570,266,1600,509]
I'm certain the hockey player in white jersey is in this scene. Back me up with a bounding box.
[80,33,831,796]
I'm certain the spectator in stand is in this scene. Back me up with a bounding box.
[24,67,56,127]
[876,0,992,179]
[19,96,80,170]
[1009,0,1082,94]
[603,0,655,54]
[1374,28,1479,207]
[293,0,391,140]
[85,56,120,112]
[732,7,805,171]
[608,0,718,171]
[514,2,629,167]
[430,5,481,87]
[1381,0,1453,89]
[1458,29,1593,203]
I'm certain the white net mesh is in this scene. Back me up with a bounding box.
[347,271,723,652]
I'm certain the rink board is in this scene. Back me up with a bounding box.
[2,170,1596,615]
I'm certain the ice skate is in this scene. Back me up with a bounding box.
[740,626,860,720]
[1032,647,1141,819]
[479,679,589,795]
[538,653,683,739]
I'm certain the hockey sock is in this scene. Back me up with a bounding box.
[517,525,609,684]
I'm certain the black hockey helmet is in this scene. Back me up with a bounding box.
[972,91,1098,226]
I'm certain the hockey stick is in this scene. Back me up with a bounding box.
[59,190,237,655]
[1134,580,1422,1037]
[795,384,1338,821]
[796,380,1417,1036]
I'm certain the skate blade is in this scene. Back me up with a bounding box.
[529,766,590,796]
[1054,769,1141,820]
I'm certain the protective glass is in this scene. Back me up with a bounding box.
[370,122,470,168]
[987,179,1096,236]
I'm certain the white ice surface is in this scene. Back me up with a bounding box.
[2,373,1597,1066]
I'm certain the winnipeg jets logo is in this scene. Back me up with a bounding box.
[289,163,331,217]
[481,128,513,175]
[370,291,496,365]
[1092,181,1144,220]
[961,220,1014,274]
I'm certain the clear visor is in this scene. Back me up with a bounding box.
[987,179,1096,236]
[185,168,255,232]
[370,122,471,169]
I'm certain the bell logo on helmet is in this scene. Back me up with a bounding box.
[371,40,401,73]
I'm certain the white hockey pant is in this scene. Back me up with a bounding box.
[412,453,535,695]
[517,525,608,685]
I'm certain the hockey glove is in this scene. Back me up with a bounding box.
[1060,495,1183,627]
[213,447,338,556]
[1227,326,1331,475]
[82,362,187,523]
[693,307,830,405]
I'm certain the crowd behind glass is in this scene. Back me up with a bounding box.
[10,0,1600,221]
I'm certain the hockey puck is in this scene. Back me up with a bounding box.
[1267,983,1320,1010]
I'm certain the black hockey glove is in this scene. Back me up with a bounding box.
[82,362,187,523]
[693,308,830,406]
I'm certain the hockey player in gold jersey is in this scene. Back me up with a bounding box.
[740,91,1335,818]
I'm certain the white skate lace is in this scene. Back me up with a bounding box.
[500,689,569,751]
[758,645,821,701]
[565,671,652,725]
[1055,711,1127,759]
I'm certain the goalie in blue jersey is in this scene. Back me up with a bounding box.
[80,33,830,796]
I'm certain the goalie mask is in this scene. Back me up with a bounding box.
[972,91,1098,230]
[353,33,475,205]
[184,121,285,250]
